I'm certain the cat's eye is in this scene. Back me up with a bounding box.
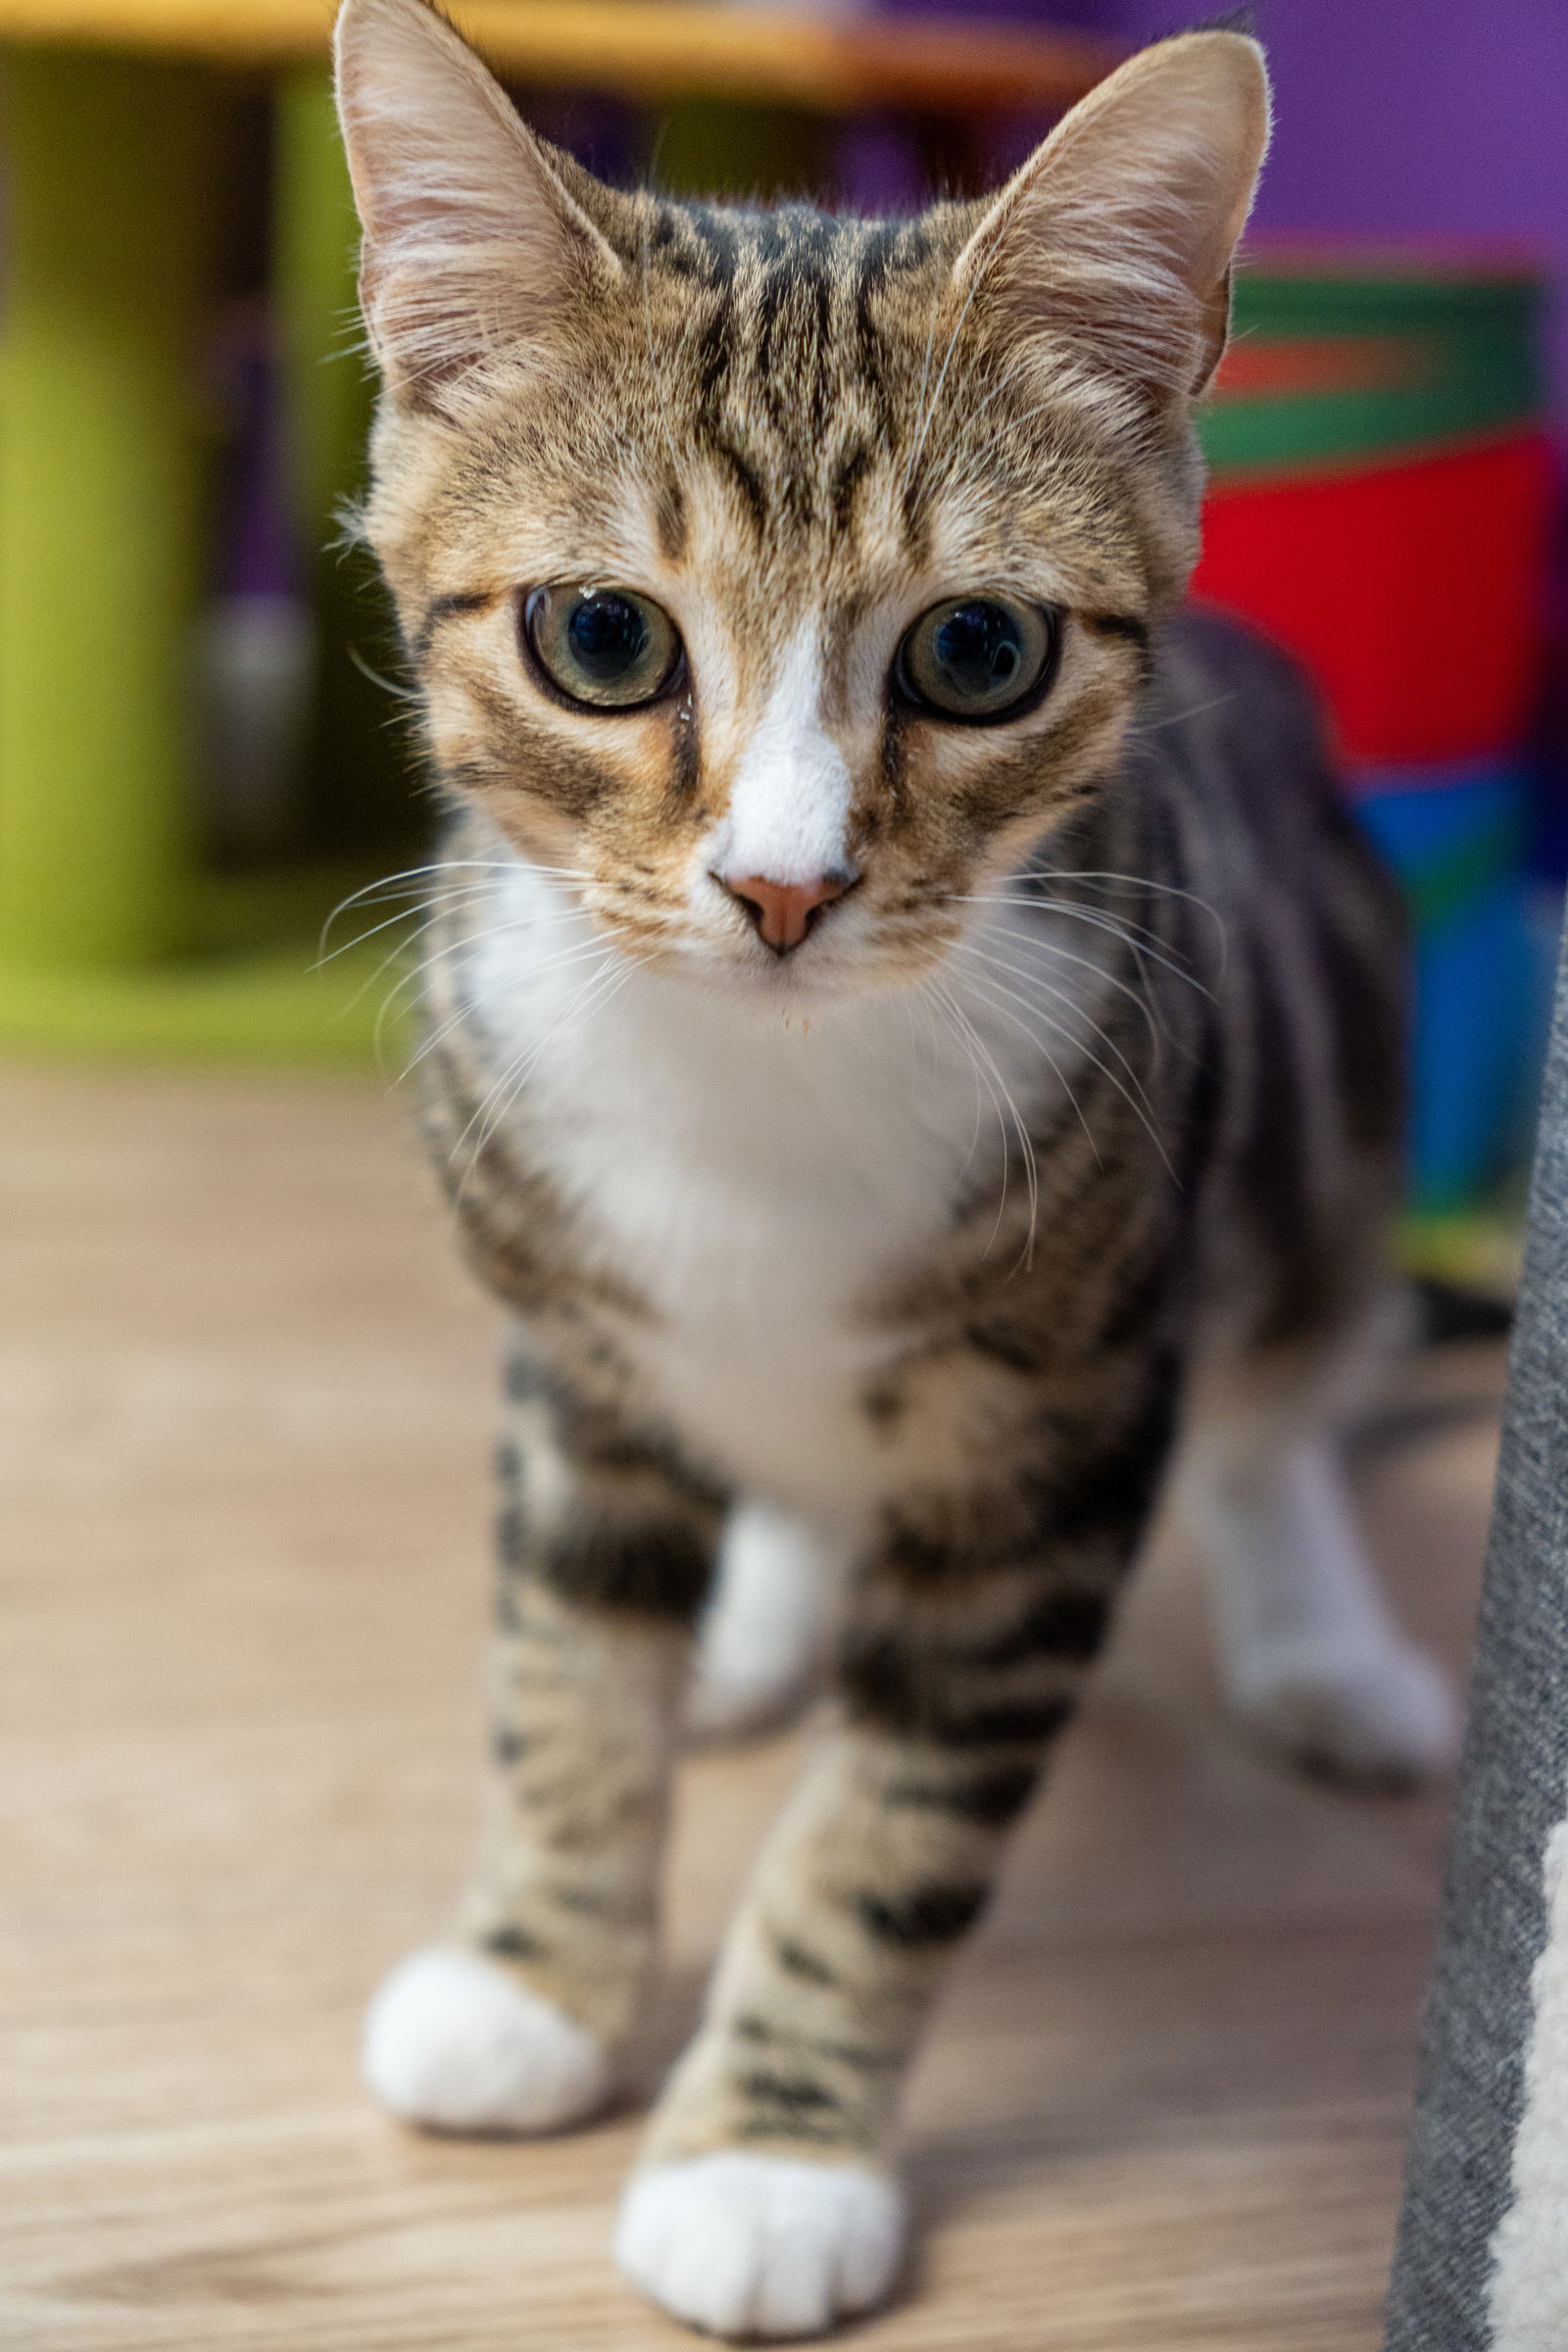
[522,585,683,710]
[896,597,1058,723]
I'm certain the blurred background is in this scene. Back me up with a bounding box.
[2,11,1551,2344]
[0,0,1560,1284]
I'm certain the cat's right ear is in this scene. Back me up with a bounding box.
[333,0,621,410]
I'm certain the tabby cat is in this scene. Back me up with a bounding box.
[334,4,1457,2334]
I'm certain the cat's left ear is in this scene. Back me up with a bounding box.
[956,29,1270,406]
[334,0,622,409]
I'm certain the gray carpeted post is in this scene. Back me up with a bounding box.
[1384,911,1568,2350]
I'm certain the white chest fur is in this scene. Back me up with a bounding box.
[463,864,1099,1524]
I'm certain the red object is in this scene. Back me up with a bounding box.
[1191,432,1556,765]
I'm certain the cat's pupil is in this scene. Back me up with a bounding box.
[934,603,1023,698]
[567,594,649,683]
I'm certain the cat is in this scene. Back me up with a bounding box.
[333,3,1458,2335]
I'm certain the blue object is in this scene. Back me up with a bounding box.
[1351,767,1541,1209]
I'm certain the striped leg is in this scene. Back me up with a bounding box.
[364,1362,723,2134]
[616,1536,1119,2338]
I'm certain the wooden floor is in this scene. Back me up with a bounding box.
[0,1063,1508,2351]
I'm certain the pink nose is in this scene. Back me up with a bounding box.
[720,869,856,954]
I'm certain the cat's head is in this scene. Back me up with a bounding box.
[335,0,1267,997]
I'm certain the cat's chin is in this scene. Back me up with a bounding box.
[664,951,879,1010]
[703,967,918,1022]
[668,938,948,1012]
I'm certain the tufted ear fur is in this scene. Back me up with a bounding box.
[956,30,1270,411]
[333,0,621,409]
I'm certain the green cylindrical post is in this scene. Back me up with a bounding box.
[274,63,408,858]
[274,62,368,565]
[0,50,214,970]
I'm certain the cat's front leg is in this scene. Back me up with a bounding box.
[364,1358,724,2135]
[618,1524,1122,2338]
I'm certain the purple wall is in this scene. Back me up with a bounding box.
[885,0,1568,430]
[1029,0,1568,430]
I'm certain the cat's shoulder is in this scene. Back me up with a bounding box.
[1155,602,1327,738]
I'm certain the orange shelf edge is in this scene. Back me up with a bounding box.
[0,0,1120,113]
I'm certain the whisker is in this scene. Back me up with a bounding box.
[322,858,523,938]
[321,857,602,956]
[394,931,617,1090]
[958,964,1177,1186]
[450,952,616,1169]
[347,643,419,703]
[942,893,1215,999]
[1122,692,1239,745]
[456,951,632,1193]
[377,916,612,1027]
[925,976,1006,1221]
[956,945,1160,1125]
[916,973,982,1173]
[954,924,1166,1063]
[322,862,457,946]
[318,867,599,970]
[950,965,1104,1189]
[952,869,1218,923]
[958,950,1165,1114]
[1028,867,1227,951]
[932,974,1041,1266]
[956,897,1184,992]
[314,881,514,969]
[337,904,482,1017]
[373,945,436,1061]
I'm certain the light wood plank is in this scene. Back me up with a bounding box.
[0,0,1117,113]
[0,1064,1499,2348]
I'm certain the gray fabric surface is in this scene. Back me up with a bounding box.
[1384,911,1568,2350]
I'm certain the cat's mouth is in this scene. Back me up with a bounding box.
[570,866,963,1004]
[707,909,968,1009]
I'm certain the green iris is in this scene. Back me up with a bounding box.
[898,597,1056,721]
[524,585,683,710]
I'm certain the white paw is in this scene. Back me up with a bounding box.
[362,1946,612,2133]
[614,2152,905,2340]
[1230,1632,1460,1787]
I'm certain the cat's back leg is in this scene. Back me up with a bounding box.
[685,1502,844,1742]
[1175,1320,1459,1785]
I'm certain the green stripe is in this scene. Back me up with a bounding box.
[1230,269,1544,339]
[1202,270,1545,476]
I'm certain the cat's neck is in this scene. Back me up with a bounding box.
[442,843,1126,1285]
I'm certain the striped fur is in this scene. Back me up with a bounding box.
[413,613,1406,2176]
[335,6,1436,2332]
